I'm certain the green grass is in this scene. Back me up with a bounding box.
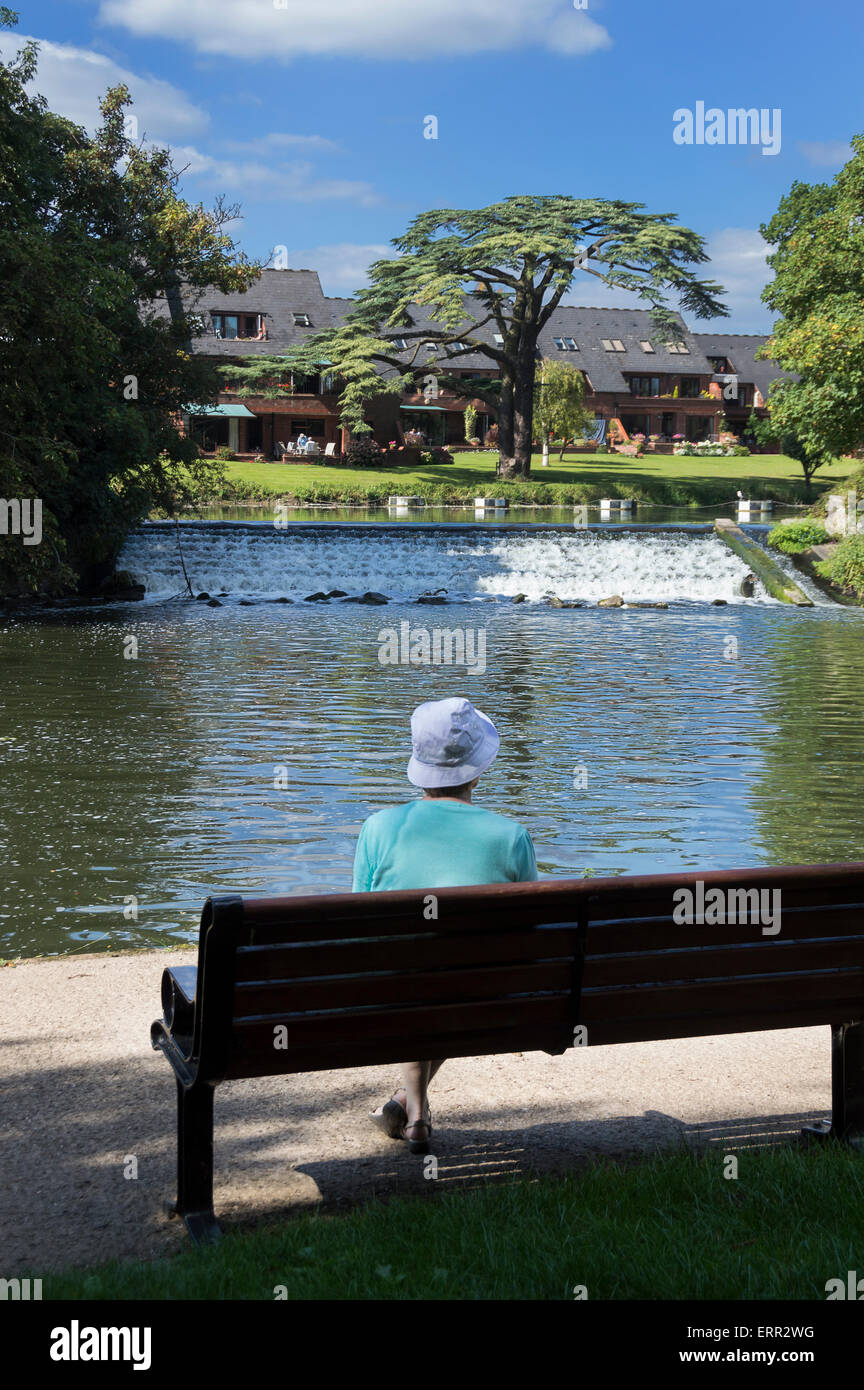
[212,452,859,509]
[42,1148,864,1301]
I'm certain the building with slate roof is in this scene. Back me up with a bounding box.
[175,269,788,457]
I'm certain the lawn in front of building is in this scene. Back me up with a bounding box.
[222,451,857,504]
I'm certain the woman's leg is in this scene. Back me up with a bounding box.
[401,1058,445,1135]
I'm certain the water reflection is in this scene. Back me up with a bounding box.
[2,600,863,957]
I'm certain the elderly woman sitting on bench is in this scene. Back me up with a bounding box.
[352,698,538,1154]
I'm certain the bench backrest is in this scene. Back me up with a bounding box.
[187,864,864,1084]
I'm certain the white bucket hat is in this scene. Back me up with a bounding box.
[407,697,500,788]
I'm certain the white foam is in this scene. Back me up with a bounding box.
[119,524,773,604]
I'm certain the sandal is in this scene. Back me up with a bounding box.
[402,1106,433,1155]
[368,1091,407,1140]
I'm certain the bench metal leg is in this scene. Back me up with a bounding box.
[174,1078,222,1243]
[802,1022,864,1151]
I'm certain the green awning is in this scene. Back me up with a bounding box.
[400,405,447,413]
[184,403,256,418]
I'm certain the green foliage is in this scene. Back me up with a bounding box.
[346,436,383,467]
[463,403,477,441]
[0,14,259,595]
[534,358,593,454]
[213,446,236,461]
[815,533,864,597]
[420,448,454,466]
[767,519,830,553]
[757,135,864,490]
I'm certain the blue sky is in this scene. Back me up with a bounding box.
[4,0,862,330]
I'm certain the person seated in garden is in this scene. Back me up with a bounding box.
[353,697,538,1154]
[296,433,308,451]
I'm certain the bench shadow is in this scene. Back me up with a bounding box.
[0,1045,831,1268]
[217,1105,831,1235]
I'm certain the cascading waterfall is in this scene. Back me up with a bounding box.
[120,521,781,604]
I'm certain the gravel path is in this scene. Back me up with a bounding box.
[0,950,832,1273]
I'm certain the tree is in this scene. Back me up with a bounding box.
[757,135,864,496]
[534,358,594,459]
[0,10,258,595]
[281,196,725,477]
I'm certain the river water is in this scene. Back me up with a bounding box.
[1,521,861,958]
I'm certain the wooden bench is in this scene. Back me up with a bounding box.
[151,862,864,1242]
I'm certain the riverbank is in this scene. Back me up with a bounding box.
[199,451,858,510]
[0,949,833,1273]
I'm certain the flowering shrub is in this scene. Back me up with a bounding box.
[673,441,736,456]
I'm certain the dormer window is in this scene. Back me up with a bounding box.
[602,339,625,352]
[390,337,409,350]
[211,312,266,341]
[493,333,504,345]
[667,341,690,354]
[293,312,312,327]
[640,340,654,352]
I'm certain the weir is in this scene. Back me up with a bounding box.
[121,521,821,606]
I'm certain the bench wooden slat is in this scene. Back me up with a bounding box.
[233,959,573,1017]
[230,993,571,1053]
[585,904,864,953]
[583,935,864,989]
[580,966,864,1025]
[223,1024,569,1078]
[233,926,579,982]
[584,1001,861,1046]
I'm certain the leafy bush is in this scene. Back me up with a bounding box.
[815,534,864,598]
[732,445,751,457]
[213,446,236,461]
[767,519,830,554]
[420,448,454,466]
[346,437,382,467]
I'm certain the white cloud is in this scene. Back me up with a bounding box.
[701,227,772,326]
[98,0,612,60]
[798,139,853,168]
[266,242,395,292]
[173,147,378,203]
[222,132,342,155]
[0,33,208,141]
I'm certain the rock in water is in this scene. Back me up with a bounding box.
[512,593,527,603]
[195,592,210,601]
[545,596,564,608]
[326,589,348,598]
[341,591,389,605]
[304,592,330,602]
[598,594,624,607]
[738,573,756,597]
[712,598,728,606]
[206,598,222,607]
